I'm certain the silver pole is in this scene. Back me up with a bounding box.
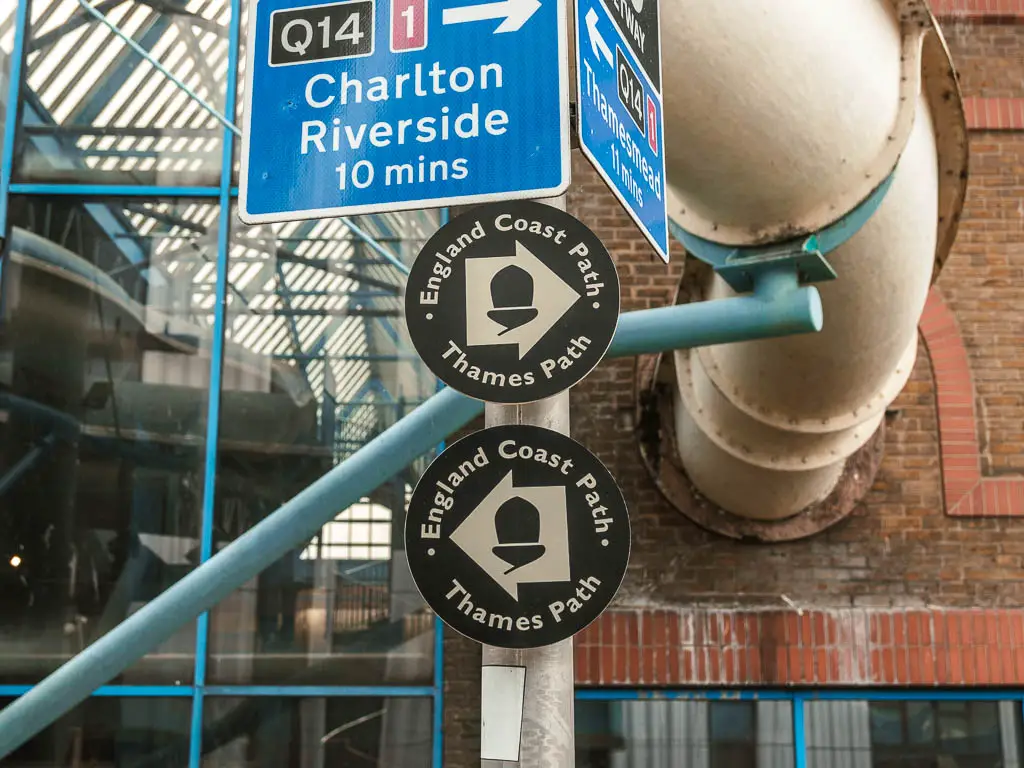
[480,194,574,768]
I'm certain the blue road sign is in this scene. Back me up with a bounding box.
[239,0,570,223]
[575,0,668,261]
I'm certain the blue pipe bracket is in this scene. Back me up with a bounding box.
[669,168,897,294]
[0,296,824,757]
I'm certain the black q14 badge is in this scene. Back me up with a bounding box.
[405,425,630,649]
[405,201,620,404]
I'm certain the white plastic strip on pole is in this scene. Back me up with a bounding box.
[481,665,528,761]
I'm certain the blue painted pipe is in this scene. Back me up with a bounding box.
[611,276,822,357]
[0,283,820,756]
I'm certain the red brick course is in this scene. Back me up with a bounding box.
[933,0,1024,19]
[921,289,1024,516]
[963,97,1024,129]
[575,608,1024,686]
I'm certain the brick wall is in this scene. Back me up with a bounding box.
[575,608,1024,686]
[440,13,1024,768]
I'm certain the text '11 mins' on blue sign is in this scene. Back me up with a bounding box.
[238,0,570,223]
[575,0,668,262]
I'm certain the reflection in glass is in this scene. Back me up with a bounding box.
[0,196,224,683]
[709,701,758,767]
[201,696,432,768]
[807,700,1024,768]
[301,497,394,562]
[575,699,793,768]
[14,0,228,185]
[0,31,8,163]
[870,701,1012,768]
[0,696,191,767]
[207,210,441,686]
[807,701,874,768]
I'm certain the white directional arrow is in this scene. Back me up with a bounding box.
[464,241,582,360]
[450,471,571,601]
[442,0,542,33]
[585,8,612,66]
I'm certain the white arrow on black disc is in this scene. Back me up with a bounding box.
[464,241,582,360]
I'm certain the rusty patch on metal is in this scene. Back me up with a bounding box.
[632,267,886,543]
[921,11,969,279]
[635,353,886,543]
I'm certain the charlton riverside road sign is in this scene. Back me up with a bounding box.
[404,200,620,403]
[238,0,570,223]
[405,425,630,648]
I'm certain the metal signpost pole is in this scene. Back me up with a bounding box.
[480,194,573,768]
[404,193,622,766]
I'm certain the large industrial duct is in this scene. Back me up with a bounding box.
[654,0,968,533]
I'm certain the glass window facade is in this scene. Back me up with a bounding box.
[575,698,794,768]
[811,698,1024,767]
[0,696,432,767]
[201,696,432,767]
[1,195,212,685]
[0,696,193,767]
[577,695,1024,768]
[0,0,443,759]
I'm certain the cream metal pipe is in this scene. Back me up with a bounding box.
[665,0,967,520]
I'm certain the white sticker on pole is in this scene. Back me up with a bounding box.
[480,665,527,762]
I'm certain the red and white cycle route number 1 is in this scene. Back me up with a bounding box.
[391,0,427,52]
[646,95,658,156]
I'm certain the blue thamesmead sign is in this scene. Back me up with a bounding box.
[575,0,668,261]
[239,0,570,223]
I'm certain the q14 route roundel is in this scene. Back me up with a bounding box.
[405,201,620,403]
[405,425,630,648]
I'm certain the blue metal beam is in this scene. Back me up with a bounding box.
[334,380,375,424]
[202,685,435,697]
[0,0,31,234]
[28,0,126,52]
[188,0,243,759]
[275,261,313,389]
[793,693,807,768]
[371,377,397,403]
[339,217,408,275]
[352,239,383,424]
[9,183,222,196]
[0,281,822,757]
[70,12,172,125]
[0,685,194,697]
[0,434,56,498]
[273,354,417,362]
[375,316,402,344]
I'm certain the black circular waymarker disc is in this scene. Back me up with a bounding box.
[404,201,620,404]
[405,425,630,649]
